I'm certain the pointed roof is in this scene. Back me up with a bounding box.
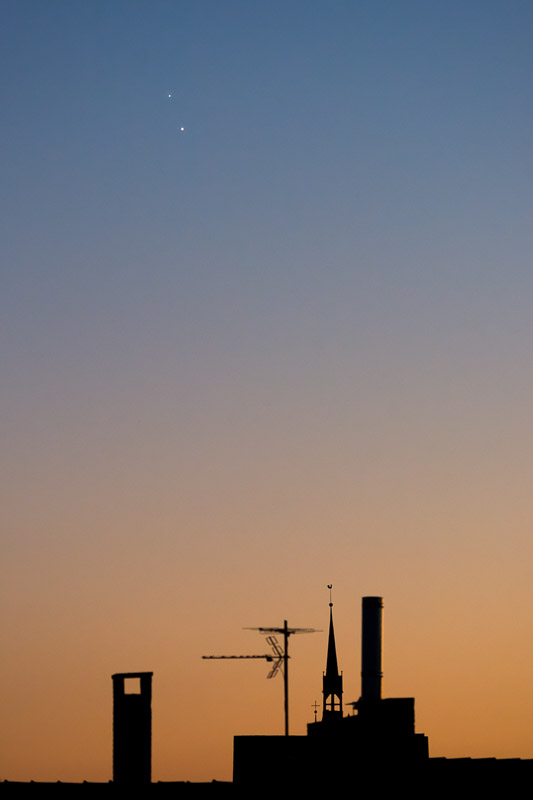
[322,600,343,719]
[325,604,339,678]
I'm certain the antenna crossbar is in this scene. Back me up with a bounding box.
[202,655,274,661]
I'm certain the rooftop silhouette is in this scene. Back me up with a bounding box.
[3,595,533,795]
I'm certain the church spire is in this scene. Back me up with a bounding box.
[322,586,343,720]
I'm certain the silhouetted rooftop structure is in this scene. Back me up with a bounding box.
[322,600,343,721]
[234,596,428,786]
[3,595,533,795]
[112,672,153,785]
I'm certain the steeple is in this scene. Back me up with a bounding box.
[322,587,343,720]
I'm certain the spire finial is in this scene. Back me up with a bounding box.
[328,584,333,607]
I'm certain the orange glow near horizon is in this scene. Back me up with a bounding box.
[3,533,533,782]
[3,413,533,779]
[3,402,533,779]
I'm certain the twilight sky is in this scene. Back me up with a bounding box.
[1,0,532,782]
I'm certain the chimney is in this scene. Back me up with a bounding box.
[361,597,383,701]
[112,672,153,784]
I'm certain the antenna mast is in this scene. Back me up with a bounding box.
[244,620,319,735]
[203,620,319,735]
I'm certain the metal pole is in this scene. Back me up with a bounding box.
[232,619,319,736]
[283,620,289,735]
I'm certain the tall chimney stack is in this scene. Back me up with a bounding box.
[361,596,383,701]
[112,672,153,785]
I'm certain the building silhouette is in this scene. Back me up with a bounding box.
[308,596,428,761]
[233,596,428,787]
[3,595,533,795]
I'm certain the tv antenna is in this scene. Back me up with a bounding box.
[203,619,319,735]
[244,620,319,735]
[203,635,283,674]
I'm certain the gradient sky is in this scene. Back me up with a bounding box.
[1,0,532,782]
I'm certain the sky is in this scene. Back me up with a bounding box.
[1,0,532,783]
